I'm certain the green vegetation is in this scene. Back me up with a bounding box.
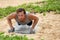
[43,0,60,12]
[0,0,60,18]
[0,32,34,40]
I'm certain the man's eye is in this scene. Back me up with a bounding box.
[18,15,20,16]
[18,15,23,16]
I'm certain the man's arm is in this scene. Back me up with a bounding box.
[7,12,16,29]
[28,14,39,29]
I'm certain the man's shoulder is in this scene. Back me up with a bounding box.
[7,12,17,19]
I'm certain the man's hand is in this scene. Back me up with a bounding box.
[8,27,15,33]
[30,28,35,34]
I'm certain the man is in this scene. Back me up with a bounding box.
[7,8,39,34]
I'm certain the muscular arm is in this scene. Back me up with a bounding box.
[7,12,16,29]
[28,14,39,29]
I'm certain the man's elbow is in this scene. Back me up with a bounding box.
[34,17,39,23]
[37,17,39,23]
[7,17,11,21]
[37,17,39,21]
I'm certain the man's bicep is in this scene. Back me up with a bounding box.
[28,14,38,20]
[7,12,16,19]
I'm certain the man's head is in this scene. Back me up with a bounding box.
[17,8,26,14]
[16,8,26,21]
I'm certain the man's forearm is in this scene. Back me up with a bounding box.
[7,19,13,29]
[31,19,38,29]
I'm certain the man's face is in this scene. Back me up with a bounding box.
[17,11,25,21]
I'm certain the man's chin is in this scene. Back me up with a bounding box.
[20,20,24,22]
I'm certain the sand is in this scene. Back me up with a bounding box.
[0,0,60,40]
